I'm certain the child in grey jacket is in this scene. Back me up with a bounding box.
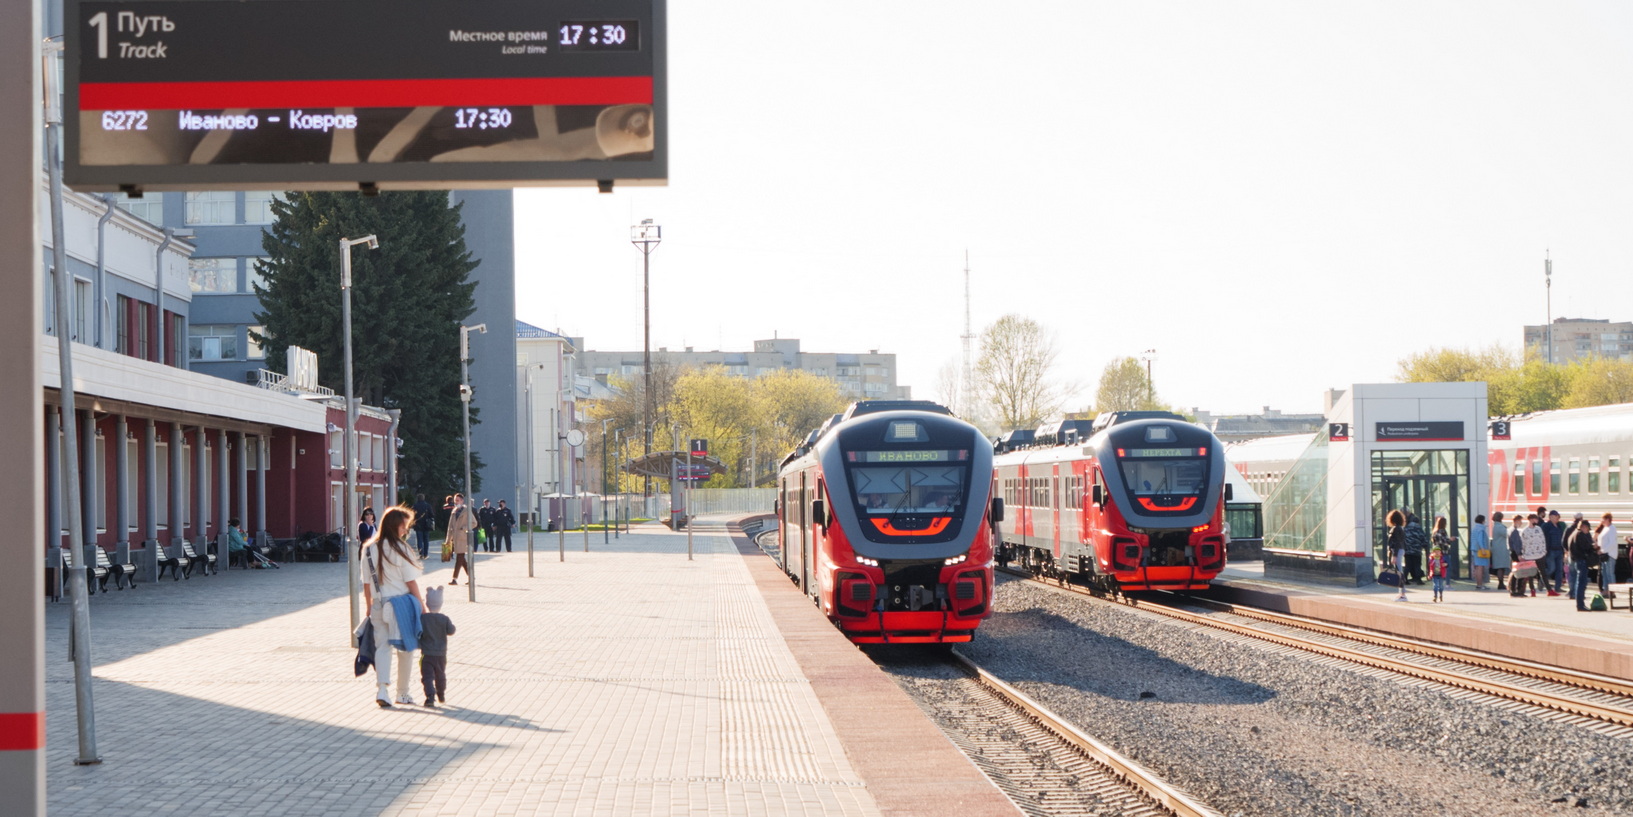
[419,586,457,707]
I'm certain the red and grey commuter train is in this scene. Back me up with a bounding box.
[776,401,999,644]
[994,411,1230,593]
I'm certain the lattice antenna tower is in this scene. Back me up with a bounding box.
[960,250,975,418]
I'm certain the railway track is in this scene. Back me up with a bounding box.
[1001,566,1633,738]
[897,649,1220,817]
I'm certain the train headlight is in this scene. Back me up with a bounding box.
[944,554,967,566]
[856,556,879,567]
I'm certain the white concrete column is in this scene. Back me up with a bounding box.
[169,422,185,548]
[142,420,158,541]
[143,419,159,581]
[0,0,46,798]
[80,411,97,561]
[217,429,230,554]
[46,410,61,553]
[114,415,130,552]
[255,435,269,539]
[235,431,248,535]
[194,427,208,549]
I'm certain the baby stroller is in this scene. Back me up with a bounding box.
[235,538,281,569]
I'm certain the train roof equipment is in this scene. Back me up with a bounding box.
[841,400,953,420]
[994,428,1035,453]
[1032,418,1095,447]
[1090,410,1188,433]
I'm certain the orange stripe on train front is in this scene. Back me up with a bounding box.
[870,517,951,536]
[1137,497,1197,511]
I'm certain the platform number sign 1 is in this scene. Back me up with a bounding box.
[1328,422,1350,442]
[1490,421,1511,441]
[689,439,708,459]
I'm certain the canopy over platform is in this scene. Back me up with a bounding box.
[625,451,729,480]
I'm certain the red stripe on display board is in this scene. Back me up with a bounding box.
[80,76,653,111]
[0,712,45,751]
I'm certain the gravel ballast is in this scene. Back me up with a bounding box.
[905,577,1633,817]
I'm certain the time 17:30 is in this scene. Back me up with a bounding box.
[453,108,515,130]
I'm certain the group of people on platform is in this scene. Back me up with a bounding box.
[1385,506,1624,611]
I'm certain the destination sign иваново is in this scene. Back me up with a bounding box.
[64,0,666,192]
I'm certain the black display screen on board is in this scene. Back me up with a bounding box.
[64,0,666,192]
[1375,421,1465,441]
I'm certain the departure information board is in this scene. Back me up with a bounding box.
[64,0,666,192]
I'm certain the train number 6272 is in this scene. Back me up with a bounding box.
[100,110,149,131]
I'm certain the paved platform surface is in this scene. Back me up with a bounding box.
[44,519,1014,816]
[1213,561,1633,681]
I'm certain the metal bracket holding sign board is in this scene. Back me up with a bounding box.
[64,0,666,193]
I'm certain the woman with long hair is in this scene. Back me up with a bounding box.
[360,505,426,707]
[1386,509,1407,602]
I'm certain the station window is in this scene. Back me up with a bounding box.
[184,191,236,225]
[246,261,267,294]
[1611,458,1622,494]
[243,191,280,224]
[189,325,240,361]
[246,326,267,360]
[114,192,163,224]
[189,258,237,294]
[1588,458,1600,493]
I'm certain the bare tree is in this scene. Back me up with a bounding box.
[975,314,1071,431]
[1095,356,1160,413]
[932,358,961,414]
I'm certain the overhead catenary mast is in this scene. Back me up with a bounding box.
[961,250,975,418]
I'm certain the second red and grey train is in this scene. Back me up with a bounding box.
[994,411,1231,593]
[776,401,999,644]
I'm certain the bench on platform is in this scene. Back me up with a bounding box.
[96,546,136,590]
[180,540,215,576]
[155,541,188,581]
[61,546,108,594]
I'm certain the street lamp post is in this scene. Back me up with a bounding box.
[1140,348,1157,408]
[599,418,612,544]
[339,234,378,642]
[460,322,487,602]
[629,219,661,506]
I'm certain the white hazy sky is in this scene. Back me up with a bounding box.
[514,1,1633,419]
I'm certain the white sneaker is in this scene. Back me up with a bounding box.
[396,694,415,705]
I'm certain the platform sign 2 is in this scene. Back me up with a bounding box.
[1328,422,1350,442]
[64,0,666,193]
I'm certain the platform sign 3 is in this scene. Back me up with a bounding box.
[64,0,666,192]
[1489,421,1511,441]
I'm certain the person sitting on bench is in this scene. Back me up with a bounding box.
[228,518,251,569]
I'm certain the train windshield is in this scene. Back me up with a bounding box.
[847,449,969,517]
[1117,448,1209,501]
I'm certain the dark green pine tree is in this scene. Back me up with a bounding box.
[252,191,484,498]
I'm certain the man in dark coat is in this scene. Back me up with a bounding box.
[493,499,516,552]
[477,499,496,552]
[411,493,434,559]
[1403,513,1430,585]
[1540,509,1567,595]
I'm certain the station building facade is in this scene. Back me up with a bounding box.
[1227,383,1490,585]
[41,184,395,589]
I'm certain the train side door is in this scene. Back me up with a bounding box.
[1052,464,1063,558]
[798,472,811,594]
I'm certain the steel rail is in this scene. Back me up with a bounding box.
[949,649,1223,817]
[1001,567,1633,729]
[1175,595,1633,698]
